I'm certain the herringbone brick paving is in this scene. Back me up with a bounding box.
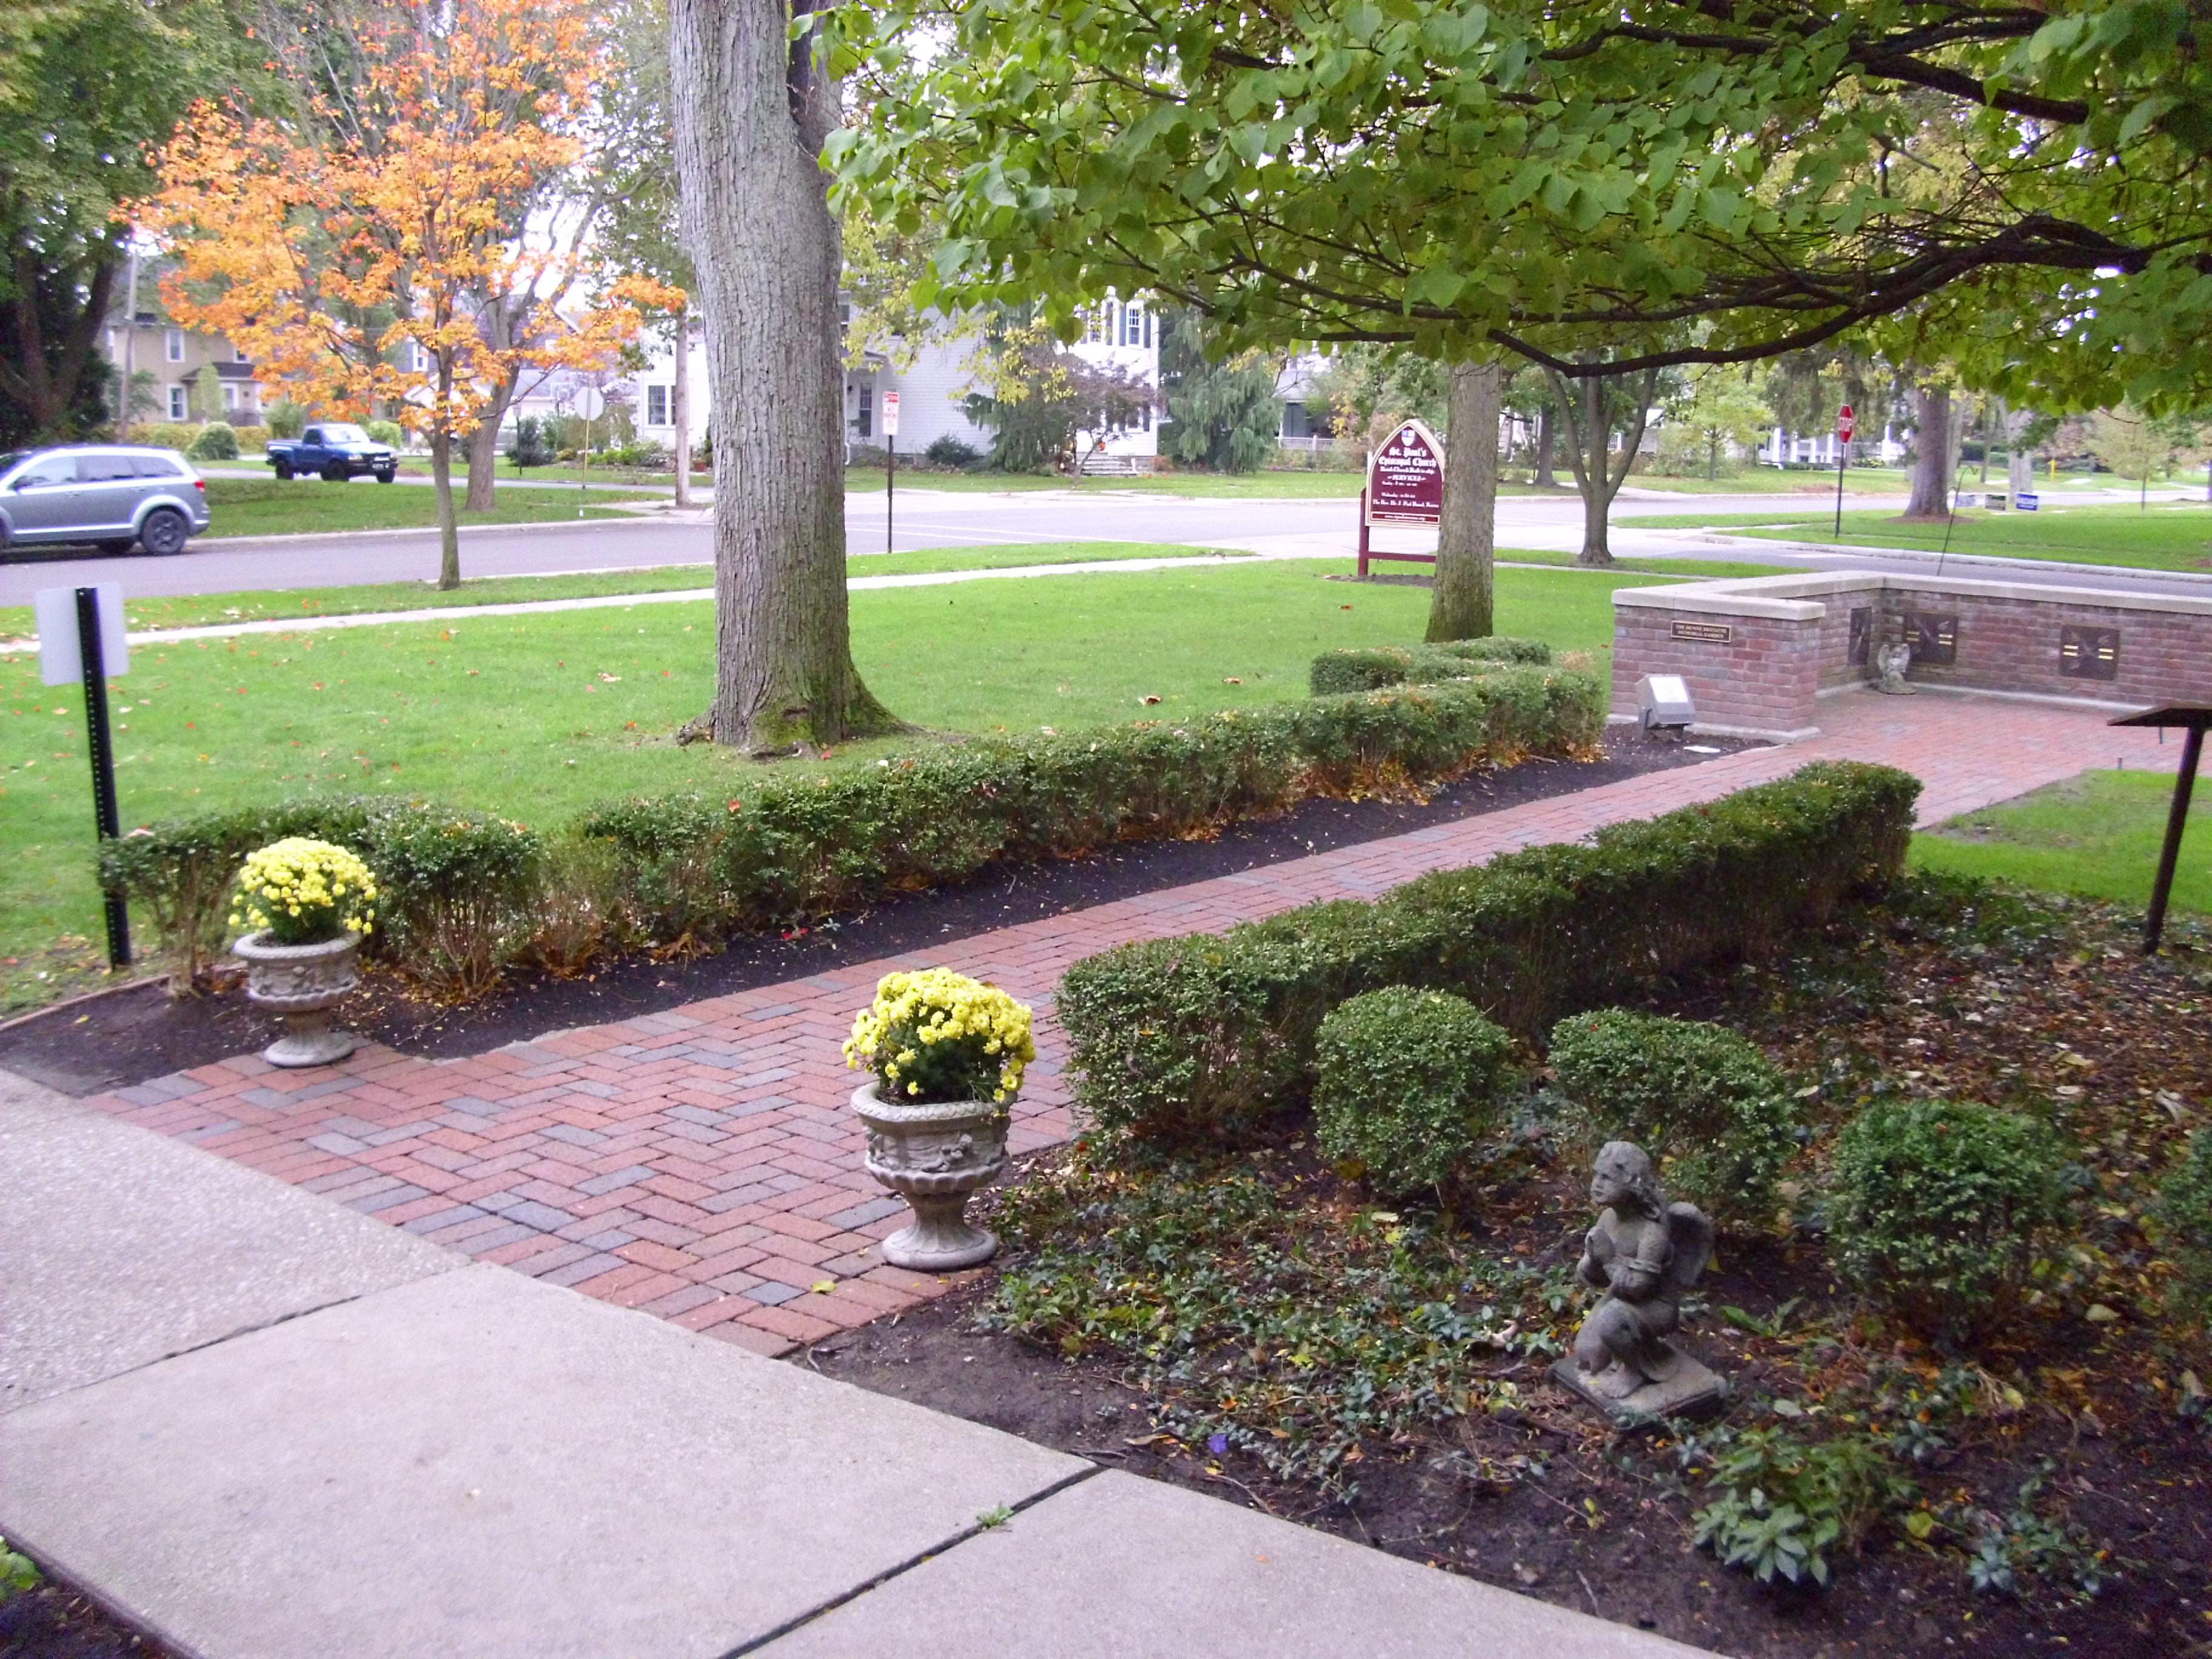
[80,689,2179,1354]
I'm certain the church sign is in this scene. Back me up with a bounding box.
[1365,420,1446,526]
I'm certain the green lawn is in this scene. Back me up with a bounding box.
[1911,769,2209,914]
[0,556,1646,1010]
[0,543,1248,641]
[1497,551,1799,578]
[1617,502,2212,572]
[1622,466,1914,495]
[184,477,655,540]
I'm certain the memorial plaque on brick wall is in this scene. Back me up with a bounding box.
[1903,612,1957,666]
[1669,618,1734,644]
[1848,606,1873,666]
[2059,625,2120,680]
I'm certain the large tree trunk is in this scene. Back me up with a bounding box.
[1427,359,1499,642]
[669,0,897,752]
[671,306,693,509]
[1549,365,1658,567]
[1904,383,1951,519]
[1533,400,1557,487]
[0,250,117,441]
[463,367,520,512]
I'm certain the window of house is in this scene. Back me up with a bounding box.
[1082,308,1100,345]
[233,341,249,364]
[165,327,184,363]
[1124,304,1143,347]
[647,384,669,427]
[409,342,430,374]
[222,382,239,409]
[167,384,187,420]
[857,385,874,438]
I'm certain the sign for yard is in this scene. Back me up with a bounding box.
[882,390,901,437]
[1366,419,1445,525]
[1837,404,1854,442]
[2017,492,2040,512]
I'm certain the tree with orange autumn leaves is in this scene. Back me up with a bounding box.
[136,0,680,588]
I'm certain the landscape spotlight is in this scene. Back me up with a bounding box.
[1638,673,1696,736]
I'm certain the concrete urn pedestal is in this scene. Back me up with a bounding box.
[233,931,361,1068]
[852,1081,1009,1271]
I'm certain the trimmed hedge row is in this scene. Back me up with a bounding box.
[1057,761,1920,1142]
[1309,637,1552,696]
[102,666,1602,995]
[102,797,541,1000]
[582,666,1601,943]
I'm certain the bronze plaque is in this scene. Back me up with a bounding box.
[1903,612,1957,666]
[1848,606,1873,667]
[2059,625,2119,681]
[1669,618,1734,644]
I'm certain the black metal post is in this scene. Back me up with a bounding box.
[2144,722,2204,954]
[886,431,896,557]
[74,586,131,967]
[1832,439,1847,538]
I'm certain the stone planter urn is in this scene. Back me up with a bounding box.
[851,1080,1009,1270]
[233,931,361,1068]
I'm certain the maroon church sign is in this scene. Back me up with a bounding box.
[1366,419,1446,525]
[1356,418,1445,575]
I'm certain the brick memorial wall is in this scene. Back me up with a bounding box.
[1611,571,2212,739]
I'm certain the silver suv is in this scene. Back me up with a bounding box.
[0,446,212,558]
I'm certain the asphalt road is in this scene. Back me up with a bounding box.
[4,484,2207,606]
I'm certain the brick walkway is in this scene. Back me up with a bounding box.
[80,689,2177,1355]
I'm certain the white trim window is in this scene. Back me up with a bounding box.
[233,341,250,364]
[164,327,184,363]
[646,384,669,427]
[407,341,431,374]
[222,382,239,411]
[1122,302,1145,347]
[167,384,187,419]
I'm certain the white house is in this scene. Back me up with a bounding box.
[626,297,1163,472]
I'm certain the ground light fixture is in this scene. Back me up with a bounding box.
[1637,672,1696,736]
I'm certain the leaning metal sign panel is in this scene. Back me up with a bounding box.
[1366,419,1445,526]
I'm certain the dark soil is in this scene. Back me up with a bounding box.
[0,728,1755,1096]
[0,1585,166,1659]
[806,891,2212,1659]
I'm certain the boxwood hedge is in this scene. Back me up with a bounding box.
[100,666,1601,997]
[1309,637,1552,696]
[1057,762,1919,1142]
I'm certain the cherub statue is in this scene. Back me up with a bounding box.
[1569,1141,1715,1402]
[1873,632,1915,695]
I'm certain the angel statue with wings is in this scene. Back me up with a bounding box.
[1552,1141,1726,1421]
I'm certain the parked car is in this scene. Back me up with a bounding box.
[0,446,210,558]
[266,423,398,483]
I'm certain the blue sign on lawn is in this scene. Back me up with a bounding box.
[2016,492,2040,511]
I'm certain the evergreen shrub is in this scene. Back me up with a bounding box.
[1825,1097,2068,1342]
[1057,762,1919,1143]
[1546,1010,1797,1231]
[1313,987,1517,1197]
[1309,638,1552,695]
[187,421,240,461]
[364,420,404,449]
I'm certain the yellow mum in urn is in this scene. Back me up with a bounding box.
[229,837,377,1070]
[845,968,1036,1271]
[844,967,1034,1105]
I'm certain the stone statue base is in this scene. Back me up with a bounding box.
[1550,1347,1728,1427]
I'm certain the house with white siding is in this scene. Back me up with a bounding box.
[627,297,1162,471]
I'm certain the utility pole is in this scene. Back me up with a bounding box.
[118,238,141,441]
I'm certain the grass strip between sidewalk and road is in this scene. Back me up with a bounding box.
[1618,502,2212,573]
[1,557,1670,1011]
[0,543,1253,640]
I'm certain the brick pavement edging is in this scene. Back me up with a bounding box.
[75,690,2177,1355]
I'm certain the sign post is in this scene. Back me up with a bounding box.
[572,383,606,518]
[1358,419,1446,576]
[882,390,901,557]
[36,584,132,967]
[1832,404,1854,538]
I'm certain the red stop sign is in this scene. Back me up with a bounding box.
[1837,404,1855,442]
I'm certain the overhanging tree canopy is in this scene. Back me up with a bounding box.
[829,0,2212,410]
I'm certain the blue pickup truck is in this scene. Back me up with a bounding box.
[265,423,399,483]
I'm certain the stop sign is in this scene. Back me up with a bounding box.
[1837,403,1855,443]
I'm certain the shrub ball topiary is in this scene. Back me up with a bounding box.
[1546,1010,1797,1232]
[1313,987,1518,1198]
[2148,1128,2212,1324]
[1825,1097,2068,1344]
[186,421,240,461]
[364,419,404,449]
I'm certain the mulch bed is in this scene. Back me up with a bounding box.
[808,888,2212,1659]
[0,1585,168,1659]
[0,728,1754,1096]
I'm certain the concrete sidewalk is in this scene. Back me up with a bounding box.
[0,1070,1707,1658]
